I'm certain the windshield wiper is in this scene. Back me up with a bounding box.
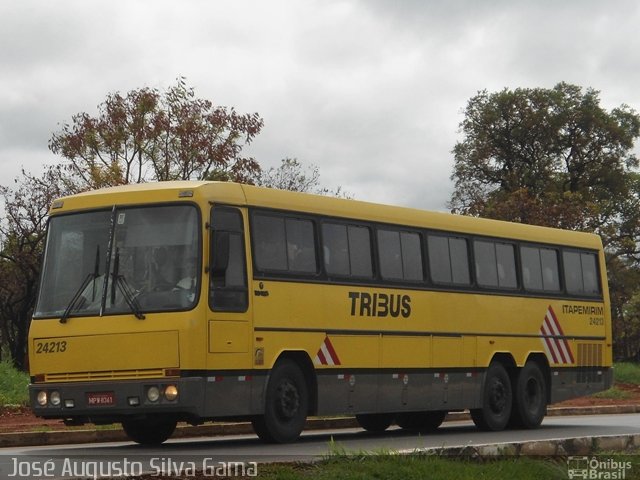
[59,274,94,324]
[115,276,146,320]
[60,246,100,324]
[111,248,145,320]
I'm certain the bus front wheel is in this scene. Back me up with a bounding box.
[122,416,177,445]
[252,360,309,443]
[471,362,512,431]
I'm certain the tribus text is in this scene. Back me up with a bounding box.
[348,292,411,318]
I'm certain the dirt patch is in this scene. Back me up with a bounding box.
[0,405,67,433]
[552,382,640,408]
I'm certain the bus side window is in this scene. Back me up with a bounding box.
[496,243,517,288]
[252,213,318,274]
[540,248,560,291]
[521,246,560,292]
[474,240,516,289]
[474,240,498,287]
[564,250,600,296]
[322,223,373,279]
[377,229,424,282]
[581,253,599,294]
[563,251,583,295]
[209,207,248,312]
[427,234,470,285]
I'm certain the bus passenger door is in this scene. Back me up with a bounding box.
[206,206,253,415]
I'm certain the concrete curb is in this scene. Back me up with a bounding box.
[401,433,640,457]
[1,405,638,448]
[444,404,640,423]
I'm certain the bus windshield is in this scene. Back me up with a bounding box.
[34,204,200,319]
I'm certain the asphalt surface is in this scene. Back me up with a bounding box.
[0,413,639,478]
[1,404,637,448]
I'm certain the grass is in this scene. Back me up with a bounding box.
[592,386,633,400]
[590,361,640,399]
[0,360,29,406]
[253,454,571,480]
[614,362,640,384]
[252,446,640,480]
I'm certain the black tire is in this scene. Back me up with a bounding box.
[252,360,309,443]
[396,411,446,432]
[471,362,513,431]
[355,413,395,432]
[121,416,177,445]
[510,361,547,429]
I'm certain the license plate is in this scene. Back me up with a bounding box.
[86,392,115,406]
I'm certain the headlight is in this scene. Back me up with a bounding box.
[147,386,160,402]
[164,385,178,401]
[50,391,61,406]
[37,391,48,406]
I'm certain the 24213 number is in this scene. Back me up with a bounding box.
[35,341,67,354]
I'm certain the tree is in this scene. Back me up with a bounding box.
[252,158,351,197]
[608,256,640,360]
[450,82,640,359]
[49,77,264,191]
[450,83,640,230]
[0,167,67,368]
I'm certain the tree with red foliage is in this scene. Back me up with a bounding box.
[48,77,263,191]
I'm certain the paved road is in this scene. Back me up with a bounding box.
[1,414,639,478]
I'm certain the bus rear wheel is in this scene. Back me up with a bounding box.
[356,413,395,432]
[396,411,446,432]
[122,416,177,445]
[471,362,512,431]
[252,360,309,443]
[510,361,547,429]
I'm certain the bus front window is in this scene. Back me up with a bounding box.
[34,205,200,319]
[104,205,200,314]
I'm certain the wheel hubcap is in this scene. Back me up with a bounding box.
[489,378,508,414]
[524,377,541,411]
[276,380,300,420]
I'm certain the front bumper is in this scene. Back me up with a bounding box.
[29,377,205,423]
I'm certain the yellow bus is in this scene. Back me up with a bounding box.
[29,181,612,444]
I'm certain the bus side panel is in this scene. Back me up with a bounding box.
[202,373,266,418]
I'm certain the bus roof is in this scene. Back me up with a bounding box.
[50,181,602,249]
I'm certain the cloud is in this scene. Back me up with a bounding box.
[2,0,640,211]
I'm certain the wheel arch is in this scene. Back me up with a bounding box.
[489,352,518,386]
[490,351,517,371]
[273,350,318,415]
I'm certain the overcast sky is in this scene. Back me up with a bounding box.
[2,0,640,211]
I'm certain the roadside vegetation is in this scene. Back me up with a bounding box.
[0,360,29,405]
[593,362,640,400]
[128,452,640,480]
[248,444,640,480]
[255,454,568,480]
[234,452,640,480]
[592,386,634,400]
[614,362,640,384]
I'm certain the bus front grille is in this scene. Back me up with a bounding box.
[44,368,166,382]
